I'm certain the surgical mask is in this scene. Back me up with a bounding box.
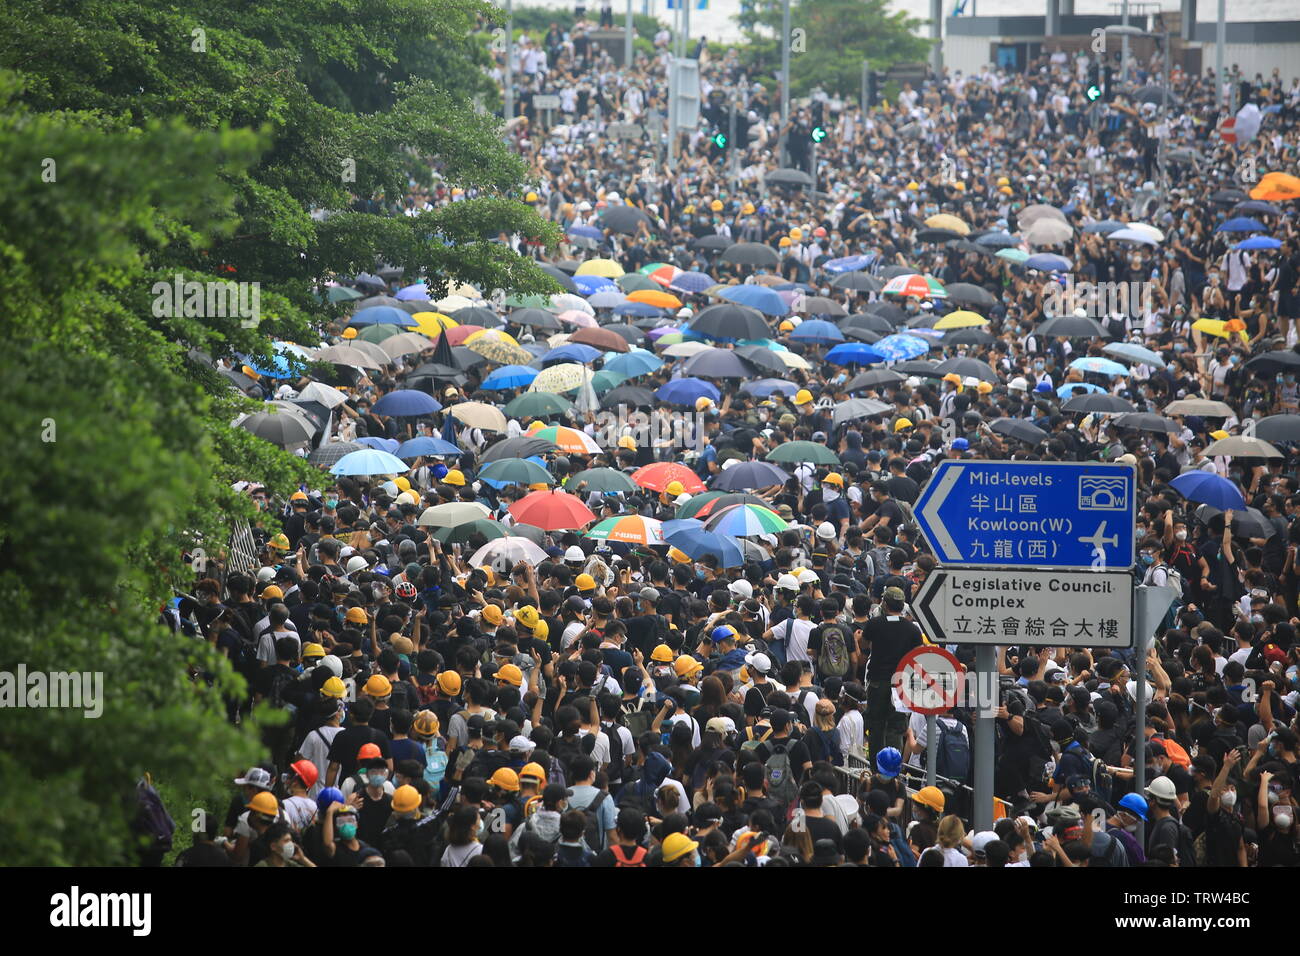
[337,822,358,840]
[326,498,339,509]
[368,771,388,787]
[280,840,297,861]
[1141,554,1154,566]
[1175,530,1187,541]
[1221,790,1237,809]
[1274,808,1293,830]
[1123,821,1138,833]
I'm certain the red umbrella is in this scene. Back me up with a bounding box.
[508,490,597,530]
[440,325,486,347]
[631,462,707,493]
[569,326,631,353]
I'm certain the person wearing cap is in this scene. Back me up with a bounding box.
[861,586,922,766]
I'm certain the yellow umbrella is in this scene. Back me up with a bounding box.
[777,351,812,371]
[575,258,625,279]
[467,337,533,365]
[408,311,458,336]
[530,363,595,393]
[465,328,520,347]
[449,402,509,432]
[924,213,970,236]
[627,289,683,309]
[1192,318,1249,343]
[934,310,989,330]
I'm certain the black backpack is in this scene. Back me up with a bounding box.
[581,791,610,852]
[551,733,585,773]
[132,775,176,856]
[817,623,850,679]
[932,717,971,784]
[1152,815,1200,868]
[602,723,626,783]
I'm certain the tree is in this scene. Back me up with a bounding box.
[737,0,930,99]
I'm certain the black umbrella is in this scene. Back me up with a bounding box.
[847,368,904,391]
[509,308,562,330]
[864,301,908,325]
[1232,200,1282,218]
[1112,412,1180,433]
[600,323,648,346]
[599,205,651,235]
[451,306,502,327]
[308,441,363,466]
[833,398,893,426]
[1209,188,1250,205]
[1036,314,1111,338]
[1253,415,1300,443]
[239,410,315,447]
[510,523,547,544]
[691,235,732,252]
[944,283,998,308]
[691,303,771,340]
[600,385,656,408]
[734,344,789,374]
[352,273,388,292]
[287,400,331,432]
[683,347,753,378]
[219,367,260,393]
[720,242,780,267]
[766,167,814,187]
[878,265,915,280]
[841,312,895,334]
[916,228,962,244]
[555,259,582,273]
[947,239,991,256]
[408,362,469,387]
[991,418,1048,445]
[710,460,792,490]
[537,263,578,293]
[841,326,882,343]
[934,357,997,381]
[1246,351,1300,375]
[893,359,941,377]
[481,436,560,463]
[356,295,405,311]
[1062,393,1137,414]
[831,272,882,292]
[1194,504,1271,540]
[450,346,487,369]
[943,328,995,346]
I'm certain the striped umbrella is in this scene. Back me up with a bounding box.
[881,274,947,299]
[586,514,666,545]
[308,441,362,466]
[531,424,602,454]
[703,503,789,536]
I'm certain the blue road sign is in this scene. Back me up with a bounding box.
[913,460,1136,569]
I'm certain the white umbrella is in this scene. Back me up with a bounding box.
[1235,103,1262,144]
[551,293,595,315]
[1023,218,1073,245]
[1127,222,1165,242]
[299,381,349,408]
[469,536,549,571]
[314,345,383,369]
[1108,228,1160,246]
[418,501,493,527]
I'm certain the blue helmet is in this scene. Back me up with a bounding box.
[951,438,969,451]
[1118,792,1148,822]
[711,625,736,643]
[316,786,345,814]
[876,747,902,778]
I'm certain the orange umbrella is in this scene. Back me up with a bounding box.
[631,462,707,493]
[1250,172,1300,202]
[508,490,597,530]
[627,289,683,310]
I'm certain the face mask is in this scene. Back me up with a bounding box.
[1274,809,1292,830]
[1123,821,1138,833]
[337,822,358,840]
[1175,530,1188,541]
[368,771,388,787]
[280,840,297,861]
[1034,362,1044,371]
[1221,790,1237,809]
[326,499,339,509]
[693,852,702,867]
[1141,554,1154,566]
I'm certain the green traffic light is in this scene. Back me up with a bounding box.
[811,126,827,143]
[1086,85,1101,102]
[711,132,727,148]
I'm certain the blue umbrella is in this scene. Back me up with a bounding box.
[1056,382,1105,398]
[575,275,618,295]
[975,231,1019,248]
[1237,236,1282,251]
[668,271,716,293]
[1170,472,1248,512]
[789,319,845,344]
[396,436,463,458]
[544,343,601,364]
[613,301,664,317]
[481,364,540,389]
[823,254,874,273]
[356,436,401,453]
[372,389,443,416]
[742,378,802,398]
[664,525,745,567]
[330,449,409,476]
[873,333,931,361]
[1216,217,1266,233]
[395,283,430,300]
[604,348,663,377]
[825,342,885,365]
[1025,253,1072,272]
[719,284,790,317]
[587,290,627,308]
[245,352,296,378]
[568,225,604,241]
[349,305,411,327]
[656,378,721,406]
[1103,342,1167,368]
[1069,356,1130,377]
[1082,220,1126,235]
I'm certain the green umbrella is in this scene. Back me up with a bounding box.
[674,491,730,519]
[478,457,554,485]
[995,248,1029,264]
[503,392,574,418]
[326,286,364,303]
[638,262,672,275]
[617,274,659,293]
[592,369,629,393]
[654,332,684,347]
[431,518,509,544]
[766,440,841,466]
[357,324,402,343]
[568,467,638,494]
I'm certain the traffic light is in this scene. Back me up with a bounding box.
[709,129,728,152]
[1102,65,1112,101]
[809,100,827,144]
[865,70,882,108]
[1086,63,1102,102]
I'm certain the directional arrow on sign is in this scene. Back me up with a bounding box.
[912,569,949,643]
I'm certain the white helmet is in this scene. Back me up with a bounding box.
[817,521,837,540]
[1144,776,1177,805]
[256,566,277,584]
[728,579,753,600]
[1008,376,1029,392]
[675,492,693,505]
[564,545,586,563]
[345,555,369,575]
[319,655,344,679]
[777,573,800,592]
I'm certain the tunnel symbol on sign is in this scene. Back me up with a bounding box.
[1078,476,1127,511]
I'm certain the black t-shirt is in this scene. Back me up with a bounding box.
[860,616,923,681]
[755,737,812,784]
[356,789,394,846]
[175,842,233,867]
[253,663,296,704]
[804,814,843,850]
[328,725,392,780]
[326,839,373,867]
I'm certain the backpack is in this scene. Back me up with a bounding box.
[1152,815,1200,868]
[741,726,772,753]
[266,667,296,712]
[603,723,626,782]
[132,775,176,855]
[623,701,654,739]
[813,727,843,767]
[581,791,611,852]
[932,717,972,784]
[1092,830,1130,867]
[611,844,648,867]
[424,738,448,790]
[649,613,671,648]
[764,742,799,810]
[416,680,440,708]
[551,733,585,772]
[817,623,851,679]
[1072,746,1114,803]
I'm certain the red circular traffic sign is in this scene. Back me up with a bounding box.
[894,645,964,715]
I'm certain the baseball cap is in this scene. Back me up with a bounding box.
[234,767,273,790]
[745,652,772,675]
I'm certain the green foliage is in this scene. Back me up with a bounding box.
[736,0,930,98]
[507,6,665,38]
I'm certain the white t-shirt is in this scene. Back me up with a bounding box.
[299,725,342,798]
[340,777,397,799]
[942,846,970,867]
[283,795,317,833]
[578,728,611,767]
[779,617,815,662]
[837,710,865,761]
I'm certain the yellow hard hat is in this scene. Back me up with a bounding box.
[675,655,704,677]
[662,832,699,863]
[894,418,914,432]
[345,607,369,625]
[710,199,724,212]
[489,767,520,792]
[394,477,411,492]
[525,191,539,202]
[363,674,392,697]
[683,204,696,214]
[516,605,540,629]
[823,472,844,486]
[651,644,675,663]
[247,792,280,816]
[913,786,946,812]
[742,202,755,214]
[617,435,637,450]
[290,491,308,502]
[779,237,792,248]
[999,185,1012,195]
[694,396,715,411]
[341,328,357,340]
[412,710,441,738]
[668,547,692,564]
[520,762,548,785]
[443,469,465,486]
[392,785,421,813]
[576,573,596,591]
[321,677,346,699]
[996,176,1010,187]
[976,381,993,395]
[496,663,523,687]
[906,181,920,191]
[269,534,290,551]
[942,372,963,387]
[789,228,803,241]
[954,181,967,192]
[779,320,795,333]
[1210,430,1229,440]
[302,643,325,659]
[665,480,685,496]
[793,389,814,406]
[528,482,549,491]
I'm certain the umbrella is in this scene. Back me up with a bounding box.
[349,305,411,327]
[669,271,717,294]
[776,351,813,371]
[996,248,1030,264]
[418,502,493,528]
[943,328,995,346]
[1204,436,1283,459]
[846,368,904,391]
[1103,342,1167,368]
[502,392,574,419]
[1062,393,1136,414]
[881,274,947,299]
[568,224,604,243]
[481,364,541,390]
[1037,314,1110,339]
[704,503,789,536]
[587,515,666,545]
[238,410,315,448]
[440,324,486,346]
[601,323,649,346]
[330,449,409,476]
[865,301,909,323]
[943,283,997,308]
[1253,415,1300,443]
[711,460,791,491]
[924,213,970,235]
[682,348,753,379]
[1237,237,1283,251]
[395,436,462,459]
[469,536,549,570]
[625,289,681,311]
[1217,217,1267,233]
[823,254,874,274]
[766,441,840,466]
[1112,412,1180,433]
[742,379,802,399]
[661,341,709,358]
[569,327,631,353]
[691,304,770,340]
[372,389,443,416]
[530,424,601,455]
[664,525,745,567]
[1233,200,1282,218]
[833,398,893,426]
[1025,253,1072,272]
[1250,173,1300,203]
[719,284,789,317]
[308,441,362,466]
[569,468,638,494]
[720,243,780,267]
[326,285,365,303]
[934,357,996,381]
[356,324,401,344]
[575,276,619,295]
[990,418,1048,445]
[656,378,720,406]
[479,457,554,485]
[766,167,814,187]
[1211,188,1251,204]
[1192,318,1250,343]
[298,382,349,409]
[917,228,962,244]
[575,258,626,279]
[842,312,895,335]
[378,332,438,359]
[314,345,384,369]
[537,263,579,292]
[933,310,988,330]
[1170,472,1248,512]
[530,363,595,394]
[1082,219,1127,235]
[543,344,601,365]
[603,349,661,378]
[830,272,882,292]
[468,337,534,366]
[509,490,597,530]
[733,345,789,375]
[1023,219,1073,245]
[973,231,1019,249]
[1245,351,1300,374]
[1057,383,1105,398]
[691,235,733,251]
[599,205,651,235]
[431,519,510,545]
[873,334,932,361]
[354,436,400,453]
[510,308,562,331]
[1107,228,1159,246]
[1068,356,1130,377]
[1164,399,1235,418]
[481,436,559,463]
[450,401,509,432]
[787,320,843,345]
[1018,203,1067,226]
[825,342,883,365]
[632,462,707,493]
[599,384,656,409]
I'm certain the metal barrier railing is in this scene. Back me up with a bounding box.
[830,756,1013,823]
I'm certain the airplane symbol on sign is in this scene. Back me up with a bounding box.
[1078,521,1119,556]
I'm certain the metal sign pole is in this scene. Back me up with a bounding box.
[926,713,938,788]
[1134,604,1148,848]
[974,645,996,833]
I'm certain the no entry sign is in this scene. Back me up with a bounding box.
[894,645,963,715]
